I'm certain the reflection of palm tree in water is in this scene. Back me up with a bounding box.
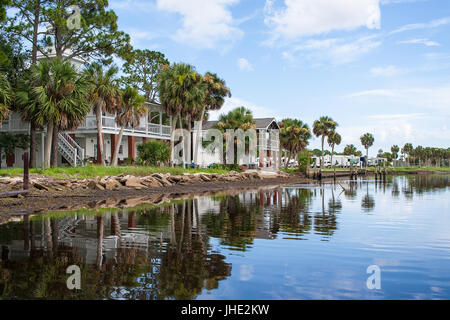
[361,182,375,212]
[314,188,338,239]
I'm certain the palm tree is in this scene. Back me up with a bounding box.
[402,143,413,166]
[0,72,11,123]
[193,72,231,167]
[157,63,206,167]
[327,131,342,172]
[279,118,311,168]
[360,133,375,168]
[215,107,255,165]
[111,87,146,166]
[313,116,337,170]
[391,145,400,161]
[84,63,120,166]
[17,58,91,168]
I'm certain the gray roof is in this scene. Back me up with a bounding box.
[202,118,279,130]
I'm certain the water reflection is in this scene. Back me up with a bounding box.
[0,175,449,300]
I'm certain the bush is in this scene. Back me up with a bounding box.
[297,156,310,173]
[137,140,171,166]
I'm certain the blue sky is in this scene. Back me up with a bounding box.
[110,0,450,155]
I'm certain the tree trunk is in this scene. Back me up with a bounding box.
[366,148,369,168]
[178,115,186,169]
[95,101,106,166]
[321,135,325,171]
[331,145,335,173]
[44,122,54,169]
[50,125,59,167]
[193,105,206,167]
[187,115,192,168]
[29,2,40,169]
[111,127,124,166]
[29,122,37,168]
[285,153,291,169]
[170,116,177,167]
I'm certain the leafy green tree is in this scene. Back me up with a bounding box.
[279,118,311,169]
[343,144,357,156]
[38,0,130,63]
[137,140,171,166]
[16,58,91,168]
[84,63,120,166]
[313,116,337,170]
[0,71,11,122]
[121,49,169,102]
[360,133,375,167]
[327,131,341,171]
[0,0,9,22]
[0,132,29,169]
[111,87,146,166]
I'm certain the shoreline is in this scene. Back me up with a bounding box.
[0,172,312,224]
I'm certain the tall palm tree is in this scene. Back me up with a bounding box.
[360,133,375,168]
[193,72,231,167]
[391,145,400,161]
[313,116,337,170]
[111,87,146,166]
[279,118,311,168]
[402,143,413,166]
[327,131,342,171]
[157,63,206,167]
[17,58,91,168]
[0,72,11,123]
[84,63,120,166]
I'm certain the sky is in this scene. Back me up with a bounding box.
[109,0,450,156]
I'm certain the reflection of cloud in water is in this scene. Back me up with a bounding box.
[240,265,254,281]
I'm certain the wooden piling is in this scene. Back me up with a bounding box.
[23,152,29,191]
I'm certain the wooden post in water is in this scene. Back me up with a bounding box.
[23,152,29,191]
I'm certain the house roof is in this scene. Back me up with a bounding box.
[202,118,279,130]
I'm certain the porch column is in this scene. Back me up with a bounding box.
[110,134,118,164]
[128,136,135,161]
[96,133,104,164]
[143,137,149,143]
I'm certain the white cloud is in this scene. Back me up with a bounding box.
[264,0,381,42]
[370,65,402,77]
[345,85,450,114]
[381,0,429,4]
[156,0,242,49]
[283,35,382,65]
[209,97,278,121]
[397,38,440,47]
[237,58,253,71]
[346,89,396,98]
[390,17,450,35]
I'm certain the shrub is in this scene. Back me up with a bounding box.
[297,156,310,173]
[137,140,171,166]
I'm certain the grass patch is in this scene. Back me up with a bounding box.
[0,165,231,179]
[385,166,450,172]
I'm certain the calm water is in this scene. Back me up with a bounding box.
[0,175,449,300]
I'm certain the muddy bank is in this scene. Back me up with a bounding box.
[0,171,312,223]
